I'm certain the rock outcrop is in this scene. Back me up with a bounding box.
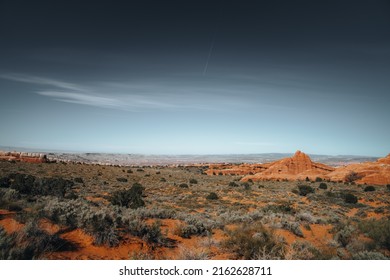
[0,151,47,163]
[325,154,390,185]
[241,151,335,182]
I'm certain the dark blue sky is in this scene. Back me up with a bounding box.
[0,0,389,156]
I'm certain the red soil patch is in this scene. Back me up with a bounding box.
[0,218,24,234]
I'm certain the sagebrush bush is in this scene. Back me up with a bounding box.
[80,210,119,247]
[222,223,285,259]
[110,183,145,209]
[179,183,189,188]
[358,218,390,250]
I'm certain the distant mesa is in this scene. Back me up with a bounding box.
[0,151,47,163]
[208,150,390,185]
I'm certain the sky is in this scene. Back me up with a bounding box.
[0,0,389,156]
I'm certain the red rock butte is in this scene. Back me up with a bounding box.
[241,150,335,182]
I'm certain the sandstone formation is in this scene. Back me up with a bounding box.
[0,151,47,163]
[325,154,390,185]
[207,151,390,185]
[241,151,335,182]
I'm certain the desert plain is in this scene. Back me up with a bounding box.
[0,150,389,260]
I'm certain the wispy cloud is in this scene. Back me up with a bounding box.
[37,91,127,109]
[0,72,286,112]
[0,73,85,92]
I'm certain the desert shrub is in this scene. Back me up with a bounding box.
[241,182,250,189]
[127,169,133,173]
[344,193,358,204]
[296,212,317,223]
[334,224,355,247]
[33,177,75,198]
[387,184,390,191]
[0,222,77,259]
[305,177,310,182]
[43,198,91,228]
[110,183,145,209]
[125,219,170,248]
[176,217,212,238]
[189,179,198,184]
[7,173,35,194]
[179,183,189,188]
[287,241,324,260]
[80,210,119,247]
[363,186,375,192]
[0,188,20,201]
[160,177,166,182]
[177,246,209,260]
[132,207,177,219]
[136,168,144,172]
[206,192,218,200]
[319,183,328,189]
[298,185,314,196]
[282,221,304,237]
[345,171,362,183]
[0,176,10,188]
[229,181,239,187]
[116,177,128,182]
[358,218,390,250]
[218,172,223,176]
[222,223,285,259]
[351,251,388,260]
[263,202,295,214]
[315,177,322,182]
[74,177,84,183]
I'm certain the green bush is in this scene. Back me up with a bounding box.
[319,183,328,189]
[344,193,358,204]
[179,183,189,188]
[189,179,198,184]
[110,183,145,209]
[298,185,314,196]
[229,181,239,187]
[315,177,323,182]
[206,192,218,200]
[363,186,375,192]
